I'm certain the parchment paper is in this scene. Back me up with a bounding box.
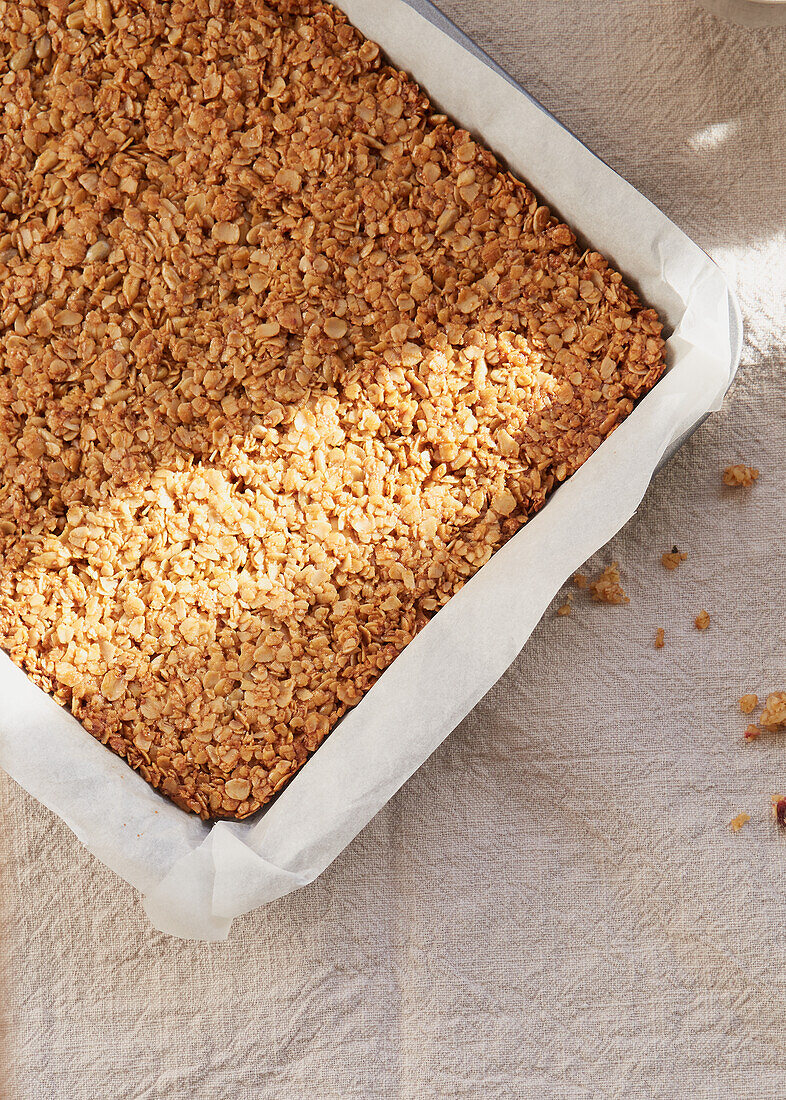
[0,0,737,940]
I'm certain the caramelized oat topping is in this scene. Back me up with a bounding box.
[729,812,750,832]
[0,0,666,818]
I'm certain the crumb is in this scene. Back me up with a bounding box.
[730,812,750,832]
[694,610,710,631]
[744,725,761,741]
[572,573,588,589]
[723,465,759,487]
[556,602,572,617]
[739,694,759,715]
[772,795,786,827]
[654,628,665,649]
[589,563,629,605]
[661,551,687,571]
[760,693,786,732]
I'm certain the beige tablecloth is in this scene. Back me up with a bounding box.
[3,2,785,1096]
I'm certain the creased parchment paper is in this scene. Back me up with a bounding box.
[0,0,737,940]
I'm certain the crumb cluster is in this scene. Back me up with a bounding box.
[0,0,666,818]
[739,693,758,715]
[761,693,786,733]
[589,562,629,605]
[729,812,750,832]
[694,610,710,631]
[661,550,686,572]
[723,464,759,487]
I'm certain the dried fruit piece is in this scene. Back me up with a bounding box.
[773,796,786,827]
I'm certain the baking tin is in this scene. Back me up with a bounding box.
[0,0,745,939]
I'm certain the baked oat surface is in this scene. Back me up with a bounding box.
[0,0,666,819]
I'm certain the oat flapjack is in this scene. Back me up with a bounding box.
[0,0,666,819]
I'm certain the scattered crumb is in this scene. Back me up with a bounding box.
[556,602,572,617]
[760,693,786,732]
[772,795,786,827]
[572,573,588,589]
[590,563,629,605]
[723,464,759,487]
[730,812,751,832]
[739,694,759,715]
[654,628,665,649]
[694,610,710,631]
[744,725,761,741]
[661,551,687,571]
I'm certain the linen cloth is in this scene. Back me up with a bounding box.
[2,1,785,1096]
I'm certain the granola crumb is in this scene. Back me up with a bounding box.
[661,551,687,571]
[572,573,588,590]
[730,812,751,832]
[723,465,759,488]
[739,694,759,715]
[654,628,665,649]
[760,693,786,732]
[772,795,786,827]
[694,610,711,631]
[556,602,572,617]
[589,563,629,605]
[744,725,761,741]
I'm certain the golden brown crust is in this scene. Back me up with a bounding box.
[0,0,666,819]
